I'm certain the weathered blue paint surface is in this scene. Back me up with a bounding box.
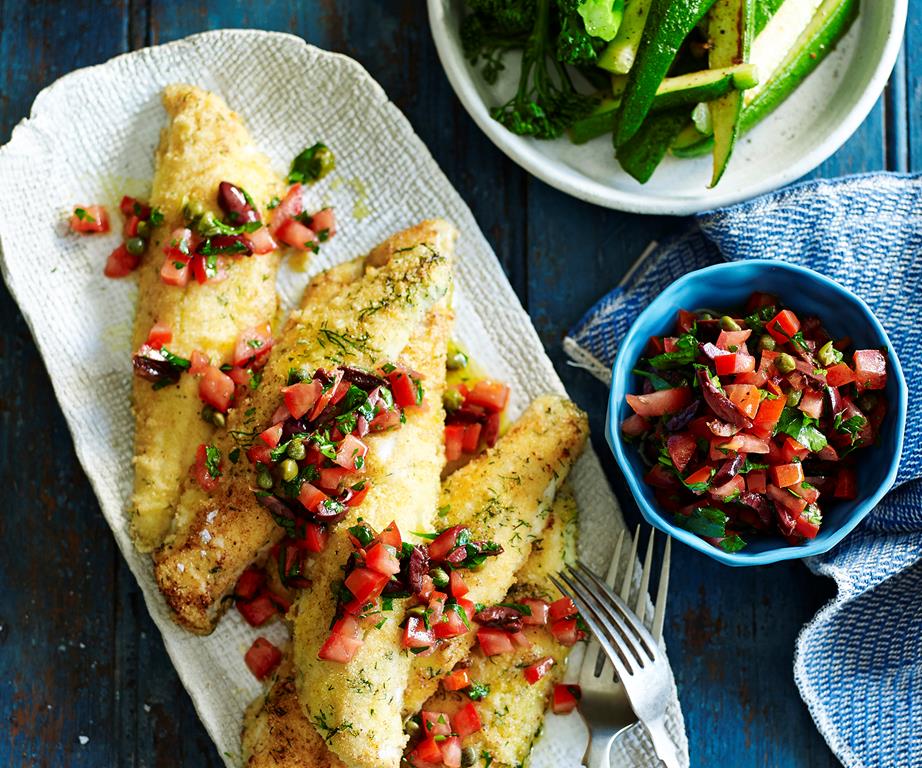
[0,2,916,765]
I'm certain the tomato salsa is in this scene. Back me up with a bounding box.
[622,292,889,552]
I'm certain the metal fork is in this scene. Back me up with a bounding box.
[550,528,675,768]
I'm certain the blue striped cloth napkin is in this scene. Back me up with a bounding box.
[564,172,922,768]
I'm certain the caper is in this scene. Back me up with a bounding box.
[720,315,742,332]
[195,210,218,235]
[758,334,776,352]
[279,459,299,482]
[200,404,225,427]
[776,352,797,374]
[136,220,151,238]
[429,567,450,588]
[286,438,306,460]
[443,389,464,412]
[446,343,469,371]
[461,746,478,767]
[211,410,226,428]
[308,144,336,181]
[817,340,843,367]
[698,312,714,321]
[125,236,146,256]
[256,467,274,490]
[404,718,421,737]
[786,389,803,407]
[183,199,205,222]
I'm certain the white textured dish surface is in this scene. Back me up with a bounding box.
[428,0,907,214]
[0,30,687,767]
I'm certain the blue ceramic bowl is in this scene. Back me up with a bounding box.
[606,260,907,566]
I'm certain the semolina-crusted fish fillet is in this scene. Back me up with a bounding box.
[240,482,580,768]
[154,220,456,633]
[419,486,580,768]
[402,395,588,717]
[291,395,587,768]
[131,84,285,551]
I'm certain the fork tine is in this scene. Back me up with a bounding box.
[634,529,655,623]
[619,524,640,603]
[549,574,634,680]
[563,565,650,666]
[589,528,626,678]
[651,536,671,643]
[574,561,658,660]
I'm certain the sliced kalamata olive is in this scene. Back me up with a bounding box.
[445,546,469,565]
[255,493,298,520]
[445,404,488,425]
[355,415,370,438]
[217,181,260,224]
[697,369,752,428]
[282,417,311,441]
[407,545,430,596]
[470,541,503,558]
[199,233,252,256]
[794,359,826,384]
[712,454,745,487]
[132,353,180,384]
[665,400,700,432]
[700,342,728,361]
[774,503,797,536]
[340,366,387,392]
[706,419,740,438]
[473,606,523,632]
[816,444,840,462]
[800,315,830,345]
[827,386,843,416]
[735,493,773,527]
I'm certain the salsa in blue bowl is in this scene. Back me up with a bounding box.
[606,260,907,566]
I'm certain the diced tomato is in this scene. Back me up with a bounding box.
[715,353,756,376]
[244,637,282,681]
[724,384,761,419]
[799,389,825,420]
[461,422,482,454]
[548,597,577,622]
[767,484,808,515]
[444,424,465,462]
[825,363,856,387]
[318,631,363,663]
[420,710,452,737]
[710,474,745,500]
[428,526,464,561]
[754,395,785,431]
[344,567,389,604]
[409,736,444,766]
[268,184,304,236]
[663,337,679,354]
[477,627,514,656]
[334,434,368,471]
[159,254,189,286]
[439,737,462,768]
[234,323,273,367]
[765,309,801,344]
[853,350,887,390]
[683,465,713,489]
[245,225,277,255]
[378,521,402,550]
[189,350,210,376]
[366,542,401,576]
[666,433,697,473]
[482,411,501,448]
[452,702,482,737]
[793,510,821,539]
[282,379,322,420]
[509,630,532,649]
[298,482,328,513]
[119,195,151,220]
[237,594,278,627]
[716,329,752,350]
[466,380,510,413]
[771,463,805,488]
[104,244,140,277]
[309,369,344,421]
[402,615,437,649]
[626,387,692,417]
[520,599,549,626]
[199,366,235,412]
[834,468,858,500]
[276,218,318,252]
[190,443,220,492]
[552,684,581,714]
[124,214,141,238]
[746,470,767,494]
[309,207,337,239]
[386,369,418,409]
[676,309,696,333]
[443,668,471,692]
[621,413,650,437]
[70,204,109,233]
[781,437,809,463]
[247,443,273,466]
[298,521,328,553]
[524,656,556,685]
[235,567,266,601]
[449,570,469,598]
[799,484,821,504]
[720,434,770,454]
[551,618,582,646]
[259,423,284,448]
[144,323,171,349]
[433,606,469,639]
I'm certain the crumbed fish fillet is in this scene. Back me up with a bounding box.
[420,486,579,768]
[131,84,285,551]
[154,220,457,634]
[291,395,587,768]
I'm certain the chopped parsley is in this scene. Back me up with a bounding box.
[204,445,222,479]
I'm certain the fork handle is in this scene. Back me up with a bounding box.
[585,732,615,768]
[644,717,681,768]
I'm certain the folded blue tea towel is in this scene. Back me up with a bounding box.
[565,172,922,768]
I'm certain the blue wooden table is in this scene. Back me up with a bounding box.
[0,3,917,766]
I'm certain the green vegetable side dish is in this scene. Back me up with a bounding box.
[460,0,859,185]
[620,291,889,553]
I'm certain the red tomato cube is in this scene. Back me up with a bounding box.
[477,628,514,656]
[798,389,825,420]
[521,599,550,626]
[451,702,482,737]
[237,594,278,627]
[344,567,389,604]
[70,204,109,234]
[765,309,801,344]
[276,218,317,252]
[244,637,282,681]
[334,434,368,471]
[444,424,465,462]
[626,387,692,417]
[318,631,363,663]
[715,353,756,377]
[146,322,172,347]
[268,184,304,237]
[282,379,322,419]
[259,423,284,448]
[104,244,140,278]
[825,363,856,387]
[235,567,265,601]
[724,384,761,419]
[549,597,578,622]
[199,366,235,413]
[666,433,697,473]
[853,350,887,390]
[234,323,273,367]
[770,463,805,488]
[442,669,470,692]
[524,656,556,685]
[365,542,401,576]
[552,684,581,714]
[465,380,510,413]
[403,616,436,649]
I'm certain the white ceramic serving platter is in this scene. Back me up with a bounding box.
[428,0,907,214]
[0,30,687,767]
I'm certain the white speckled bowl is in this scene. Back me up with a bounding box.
[428,0,907,214]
